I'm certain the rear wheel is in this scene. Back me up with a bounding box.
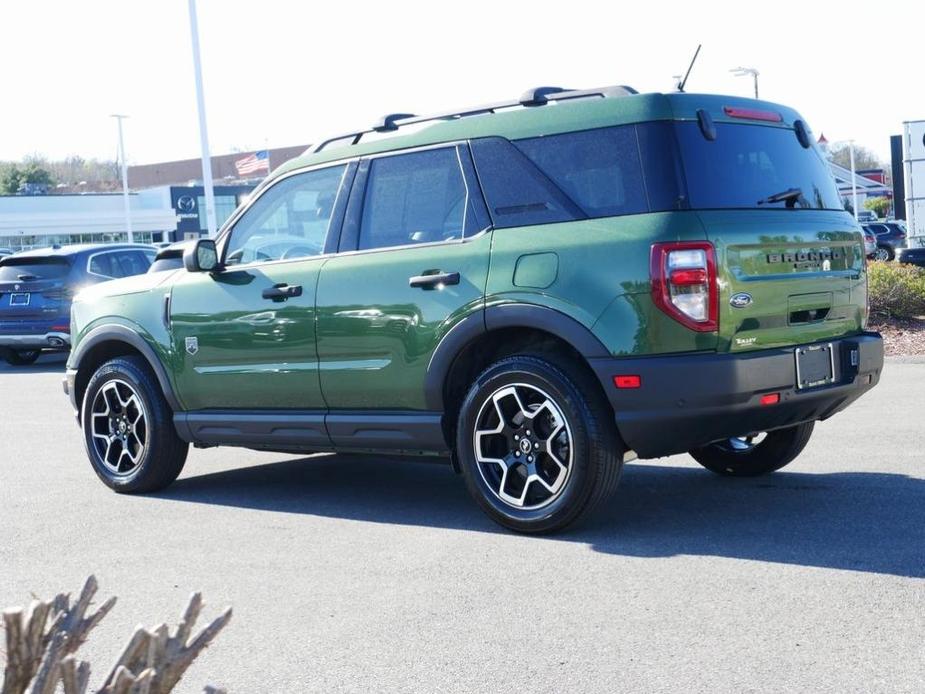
[874,246,893,261]
[82,356,188,493]
[689,422,815,477]
[1,348,41,366]
[455,354,623,533]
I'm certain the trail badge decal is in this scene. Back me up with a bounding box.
[185,336,199,356]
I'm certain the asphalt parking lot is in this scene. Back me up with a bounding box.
[1,354,923,693]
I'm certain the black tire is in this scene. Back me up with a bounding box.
[2,348,41,366]
[689,422,815,477]
[81,356,188,493]
[875,245,894,261]
[455,354,623,534]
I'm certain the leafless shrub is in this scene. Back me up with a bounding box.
[1,576,230,694]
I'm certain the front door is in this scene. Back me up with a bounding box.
[170,163,350,411]
[315,144,491,414]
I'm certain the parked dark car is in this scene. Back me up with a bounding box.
[147,241,191,274]
[864,222,906,260]
[0,244,155,365]
[896,245,925,267]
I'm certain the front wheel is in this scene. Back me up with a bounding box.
[689,421,815,477]
[2,348,41,366]
[455,354,623,533]
[82,356,188,493]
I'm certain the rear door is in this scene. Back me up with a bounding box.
[314,144,491,419]
[169,163,352,411]
[674,119,867,352]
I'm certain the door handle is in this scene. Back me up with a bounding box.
[408,271,460,289]
[262,283,303,301]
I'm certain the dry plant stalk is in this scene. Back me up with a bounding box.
[0,576,231,694]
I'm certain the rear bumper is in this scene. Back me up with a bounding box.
[590,333,883,459]
[0,331,70,349]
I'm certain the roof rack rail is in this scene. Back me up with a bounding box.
[307,83,639,154]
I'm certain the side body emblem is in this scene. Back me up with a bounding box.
[185,336,199,355]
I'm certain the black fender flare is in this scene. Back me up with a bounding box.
[71,325,182,412]
[423,303,610,410]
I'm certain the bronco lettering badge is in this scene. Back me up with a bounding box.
[766,249,842,268]
[185,336,199,356]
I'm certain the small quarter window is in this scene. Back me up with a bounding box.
[515,126,648,218]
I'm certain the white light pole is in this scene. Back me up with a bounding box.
[187,0,217,238]
[730,66,760,99]
[110,114,133,244]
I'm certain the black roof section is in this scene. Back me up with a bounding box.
[309,84,638,154]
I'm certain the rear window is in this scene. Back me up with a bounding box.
[675,122,843,210]
[0,257,71,281]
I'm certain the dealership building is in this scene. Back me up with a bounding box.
[0,144,307,252]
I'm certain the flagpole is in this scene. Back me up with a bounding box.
[187,0,218,238]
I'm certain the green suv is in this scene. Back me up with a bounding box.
[64,85,883,533]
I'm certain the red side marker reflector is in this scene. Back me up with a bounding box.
[723,106,783,123]
[760,392,780,406]
[614,375,642,389]
[50,324,70,332]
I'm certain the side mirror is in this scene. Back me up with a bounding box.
[184,239,220,273]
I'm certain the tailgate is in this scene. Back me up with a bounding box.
[700,210,867,352]
[0,257,72,319]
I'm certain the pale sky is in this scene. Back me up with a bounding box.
[2,0,922,166]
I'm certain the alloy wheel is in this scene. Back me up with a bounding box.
[875,248,890,261]
[89,379,148,475]
[473,383,573,510]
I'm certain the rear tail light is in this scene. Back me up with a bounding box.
[650,242,718,332]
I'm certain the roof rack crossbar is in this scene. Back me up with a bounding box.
[309,83,639,154]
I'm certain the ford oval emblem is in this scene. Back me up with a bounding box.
[730,292,753,308]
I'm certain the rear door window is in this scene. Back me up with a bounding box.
[358,147,475,250]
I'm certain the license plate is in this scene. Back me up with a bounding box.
[9,293,30,306]
[795,343,836,389]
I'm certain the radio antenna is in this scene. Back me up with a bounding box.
[676,44,702,93]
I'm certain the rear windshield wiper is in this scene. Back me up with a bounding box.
[757,187,804,207]
[16,273,38,281]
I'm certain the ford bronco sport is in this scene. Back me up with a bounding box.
[64,85,883,533]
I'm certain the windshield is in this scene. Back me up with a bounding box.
[675,122,843,211]
[0,257,72,281]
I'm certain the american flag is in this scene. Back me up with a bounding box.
[235,150,270,176]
